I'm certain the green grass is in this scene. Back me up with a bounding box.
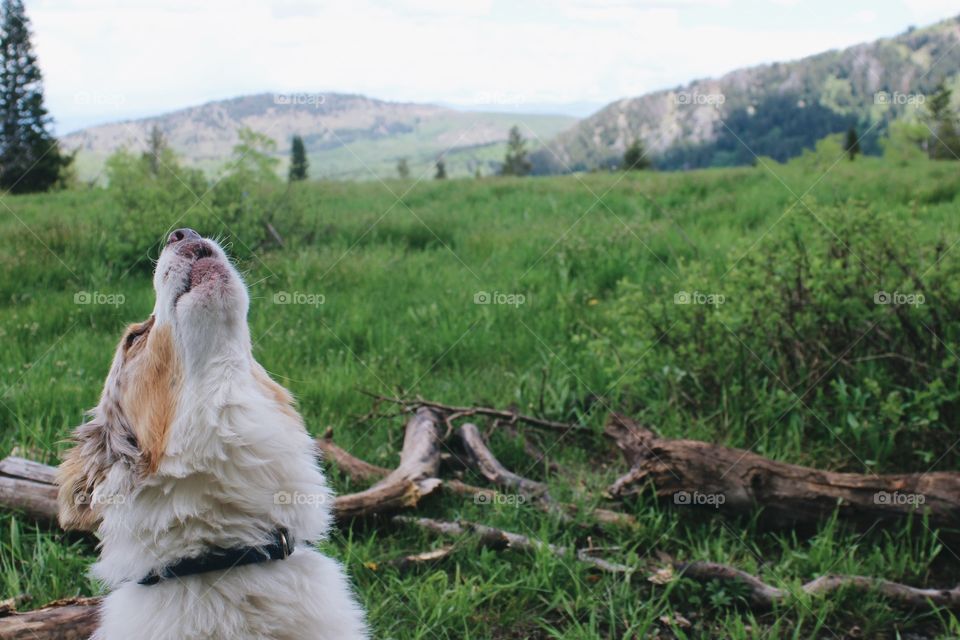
[2,153,960,638]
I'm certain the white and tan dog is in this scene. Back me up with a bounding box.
[57,228,368,640]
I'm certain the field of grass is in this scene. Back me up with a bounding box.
[1,151,960,638]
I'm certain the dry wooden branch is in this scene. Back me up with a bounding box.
[312,432,626,527]
[396,515,960,613]
[443,478,497,501]
[457,423,636,528]
[317,428,392,483]
[393,515,632,574]
[606,414,960,528]
[0,596,100,639]
[388,545,456,569]
[458,422,551,499]
[364,392,588,434]
[675,561,960,611]
[333,408,443,519]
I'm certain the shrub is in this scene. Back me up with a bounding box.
[595,204,960,471]
[102,147,209,273]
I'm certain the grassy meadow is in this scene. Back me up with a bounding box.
[1,148,960,638]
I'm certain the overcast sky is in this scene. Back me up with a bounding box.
[26,0,960,134]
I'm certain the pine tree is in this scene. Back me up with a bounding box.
[623,139,651,170]
[500,126,531,176]
[845,127,861,161]
[288,134,308,181]
[0,0,71,192]
[434,157,446,180]
[926,82,960,160]
[142,125,167,176]
[397,157,410,178]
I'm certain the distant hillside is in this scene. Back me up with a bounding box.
[534,15,960,172]
[62,93,575,181]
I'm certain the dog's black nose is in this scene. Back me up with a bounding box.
[167,228,201,246]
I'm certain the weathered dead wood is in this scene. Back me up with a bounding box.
[457,423,636,528]
[315,429,535,515]
[396,515,960,612]
[458,422,551,499]
[0,596,100,639]
[606,414,960,528]
[317,428,392,483]
[393,516,632,574]
[674,561,960,611]
[0,456,58,524]
[333,408,443,519]
[443,478,497,500]
[364,393,588,434]
[388,545,456,569]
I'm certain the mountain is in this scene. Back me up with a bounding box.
[534,15,960,173]
[61,93,575,181]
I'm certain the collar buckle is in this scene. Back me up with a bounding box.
[277,528,292,559]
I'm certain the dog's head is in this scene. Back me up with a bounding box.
[57,229,255,531]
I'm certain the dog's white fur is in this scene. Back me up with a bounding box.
[57,231,369,639]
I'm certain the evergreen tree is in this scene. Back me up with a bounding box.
[288,134,308,181]
[396,157,410,178]
[845,127,861,161]
[500,125,531,176]
[0,0,71,192]
[434,157,446,180]
[623,139,651,170]
[926,82,960,160]
[142,125,167,176]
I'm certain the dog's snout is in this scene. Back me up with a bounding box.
[167,228,201,246]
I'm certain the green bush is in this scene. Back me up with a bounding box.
[103,129,298,266]
[596,203,960,471]
[103,147,209,273]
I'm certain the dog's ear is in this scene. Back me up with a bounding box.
[57,410,139,531]
[123,323,179,475]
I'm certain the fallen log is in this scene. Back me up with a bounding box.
[606,414,960,528]
[0,457,58,524]
[333,408,443,519]
[0,596,100,639]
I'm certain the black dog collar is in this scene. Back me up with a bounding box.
[138,527,293,586]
